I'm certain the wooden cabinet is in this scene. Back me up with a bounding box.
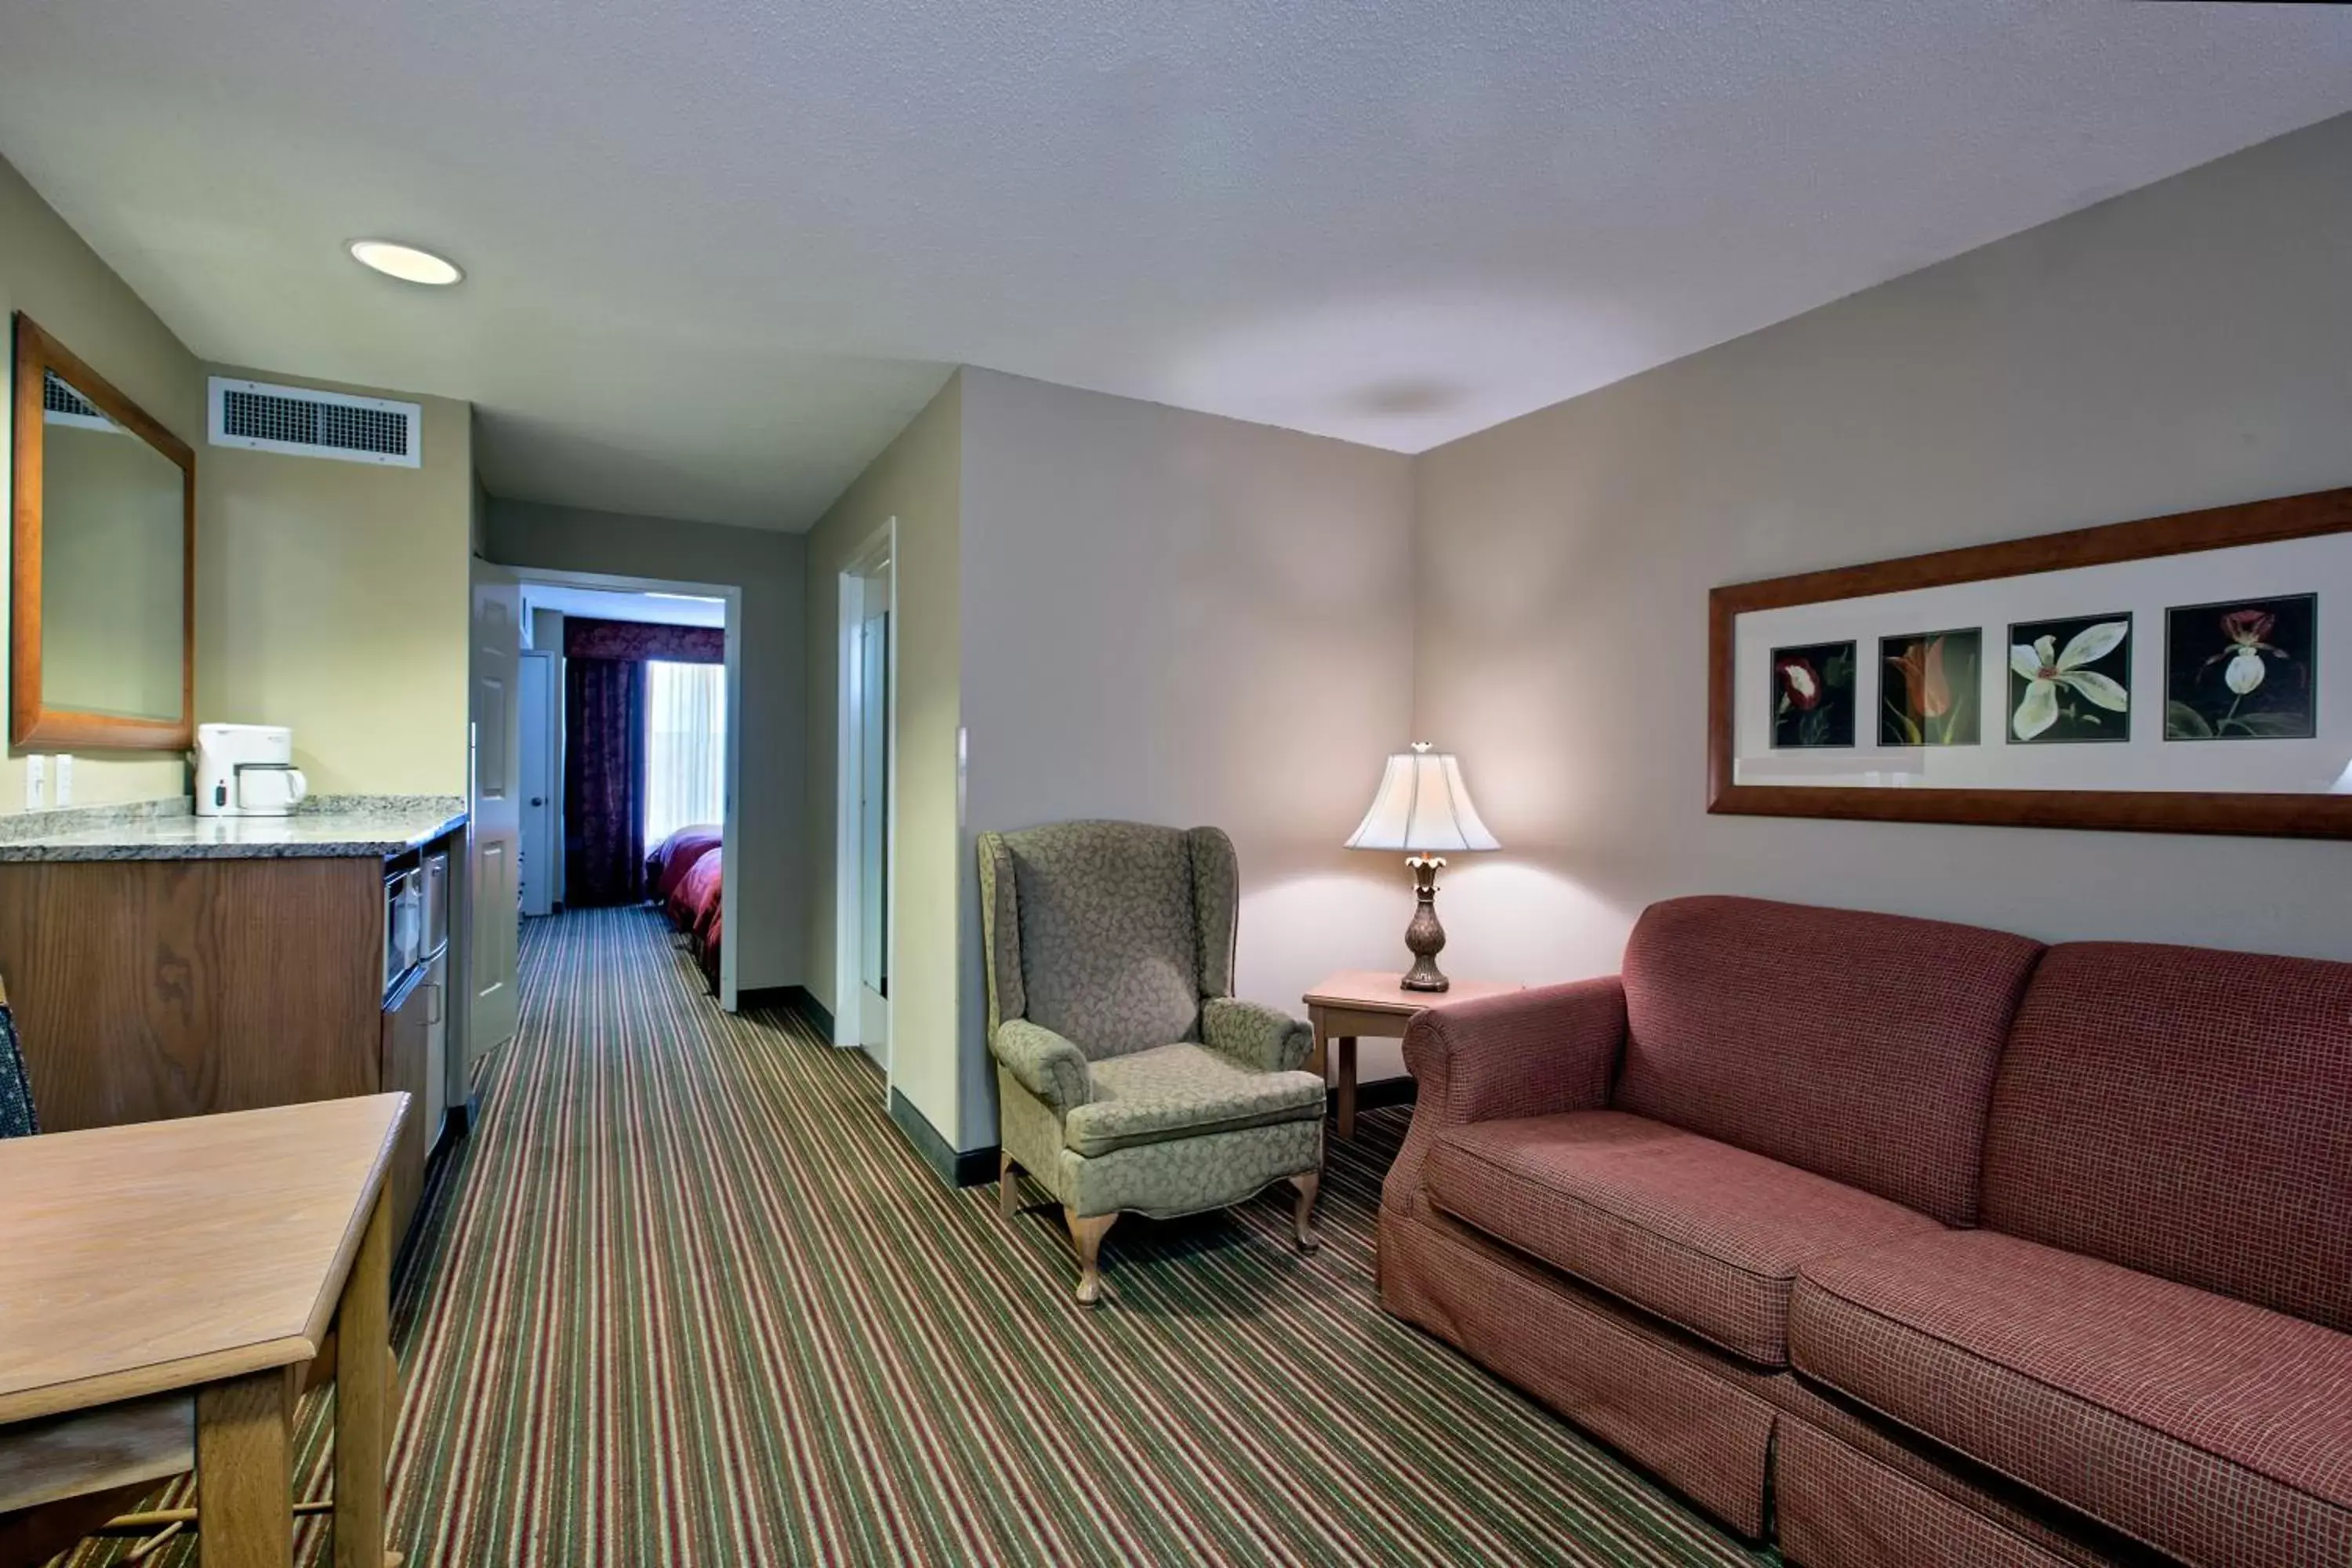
[0,832,463,1250]
[0,857,383,1127]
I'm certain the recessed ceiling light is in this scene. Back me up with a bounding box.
[347,240,463,286]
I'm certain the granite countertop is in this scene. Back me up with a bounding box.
[0,795,468,862]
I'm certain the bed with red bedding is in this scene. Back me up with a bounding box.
[645,824,724,989]
[675,851,724,989]
[647,825,721,913]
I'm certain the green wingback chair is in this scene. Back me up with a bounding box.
[979,820,1327,1305]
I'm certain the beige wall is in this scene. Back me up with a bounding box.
[804,369,1416,1155]
[955,369,1418,1141]
[804,374,964,1142]
[3,149,472,808]
[1413,111,2352,1004]
[488,499,808,993]
[198,367,473,797]
[0,154,196,807]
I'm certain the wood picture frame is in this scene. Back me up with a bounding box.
[1708,485,2352,839]
[10,314,197,750]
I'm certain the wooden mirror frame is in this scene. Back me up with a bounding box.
[10,314,196,750]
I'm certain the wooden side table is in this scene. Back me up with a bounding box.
[1303,970,1523,1140]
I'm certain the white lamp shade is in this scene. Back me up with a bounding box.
[1345,744,1499,852]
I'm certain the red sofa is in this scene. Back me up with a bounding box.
[1380,895,2352,1568]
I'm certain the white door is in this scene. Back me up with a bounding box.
[517,649,557,918]
[466,561,523,1080]
[856,602,891,1065]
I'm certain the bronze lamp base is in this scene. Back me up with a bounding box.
[1399,853,1450,993]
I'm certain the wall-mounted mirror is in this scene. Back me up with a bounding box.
[10,314,194,750]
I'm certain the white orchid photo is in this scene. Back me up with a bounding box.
[2009,615,2132,743]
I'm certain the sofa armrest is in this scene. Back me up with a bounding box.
[1385,977,1627,1215]
[1406,977,1626,1124]
[993,1018,1092,1113]
[1201,997,1313,1074]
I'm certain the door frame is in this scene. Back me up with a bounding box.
[835,521,897,1081]
[516,647,559,917]
[510,566,745,1011]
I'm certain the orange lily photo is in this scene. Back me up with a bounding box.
[1879,629,1982,746]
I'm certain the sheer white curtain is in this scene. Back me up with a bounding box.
[643,660,725,845]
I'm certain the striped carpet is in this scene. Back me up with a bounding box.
[65,906,1771,1566]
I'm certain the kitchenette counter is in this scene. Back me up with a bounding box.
[0,791,471,1243]
[0,795,466,861]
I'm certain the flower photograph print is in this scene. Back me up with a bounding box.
[1880,629,1981,746]
[2008,614,2131,743]
[1771,641,1855,749]
[2165,593,2316,741]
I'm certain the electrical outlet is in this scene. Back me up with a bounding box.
[54,753,73,806]
[24,754,45,811]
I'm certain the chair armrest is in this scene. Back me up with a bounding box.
[1385,977,1627,1215]
[1201,997,1313,1073]
[992,1018,1092,1113]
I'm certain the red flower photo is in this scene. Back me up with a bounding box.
[1770,641,1855,748]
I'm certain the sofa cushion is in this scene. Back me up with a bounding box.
[1062,1044,1324,1157]
[1424,1110,1942,1365]
[1789,1229,2352,1568]
[1613,895,2043,1225]
[1981,939,2352,1333]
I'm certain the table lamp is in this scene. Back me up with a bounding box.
[1345,742,1498,993]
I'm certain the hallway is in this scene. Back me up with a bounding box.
[69,906,1761,1566]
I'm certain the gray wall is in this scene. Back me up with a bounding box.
[1414,111,2352,996]
[958,368,1418,1138]
[485,499,808,992]
[803,376,966,1142]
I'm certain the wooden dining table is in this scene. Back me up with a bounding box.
[0,1094,409,1567]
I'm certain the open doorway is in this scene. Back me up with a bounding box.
[837,525,895,1076]
[510,571,744,1010]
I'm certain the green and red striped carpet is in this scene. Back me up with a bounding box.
[64,906,1769,1566]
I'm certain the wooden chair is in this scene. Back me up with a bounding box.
[0,978,403,1566]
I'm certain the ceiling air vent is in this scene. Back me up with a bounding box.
[42,370,118,434]
[207,376,421,467]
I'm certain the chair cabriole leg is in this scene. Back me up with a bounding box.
[1065,1208,1118,1306]
[1290,1171,1323,1252]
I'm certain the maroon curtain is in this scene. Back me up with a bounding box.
[564,657,648,906]
[564,617,724,664]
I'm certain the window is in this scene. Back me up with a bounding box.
[643,660,725,844]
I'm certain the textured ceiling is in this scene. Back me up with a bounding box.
[2,2,2347,531]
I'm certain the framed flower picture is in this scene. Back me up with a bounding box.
[1770,641,1855,749]
[2006,615,2131,744]
[1879,629,1981,747]
[2165,594,2317,742]
[1708,485,2352,838]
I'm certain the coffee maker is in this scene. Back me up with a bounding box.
[194,723,309,817]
